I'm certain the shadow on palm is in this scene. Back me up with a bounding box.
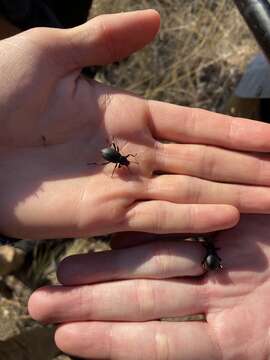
[211,214,270,280]
[0,66,154,239]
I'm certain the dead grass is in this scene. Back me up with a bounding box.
[91,0,258,111]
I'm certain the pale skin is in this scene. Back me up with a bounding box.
[1,10,270,239]
[29,215,270,359]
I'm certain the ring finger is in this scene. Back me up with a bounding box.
[144,174,270,213]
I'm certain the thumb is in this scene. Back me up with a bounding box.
[0,10,160,77]
[57,9,160,70]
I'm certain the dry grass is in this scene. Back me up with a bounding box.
[91,0,257,111]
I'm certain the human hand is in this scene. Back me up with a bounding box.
[1,10,270,239]
[29,215,270,359]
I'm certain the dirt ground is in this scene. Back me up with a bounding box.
[0,0,258,359]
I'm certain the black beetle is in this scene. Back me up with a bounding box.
[89,141,137,177]
[201,240,223,271]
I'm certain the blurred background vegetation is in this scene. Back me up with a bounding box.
[0,0,258,359]
[92,0,257,111]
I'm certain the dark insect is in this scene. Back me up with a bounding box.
[41,135,47,145]
[88,141,137,177]
[201,240,223,271]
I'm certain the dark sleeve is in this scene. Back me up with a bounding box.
[0,0,92,30]
[0,235,20,246]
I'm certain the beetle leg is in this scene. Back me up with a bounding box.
[126,154,139,164]
[41,135,47,146]
[115,138,121,152]
[111,163,118,178]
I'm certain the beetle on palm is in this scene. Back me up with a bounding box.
[88,140,138,177]
[201,240,223,271]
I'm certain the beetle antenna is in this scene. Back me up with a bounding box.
[112,137,128,152]
[88,162,109,166]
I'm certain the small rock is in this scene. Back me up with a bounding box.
[0,246,25,276]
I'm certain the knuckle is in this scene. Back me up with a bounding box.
[154,324,170,360]
[180,175,201,203]
[151,241,173,277]
[91,15,116,60]
[153,140,165,170]
[91,14,107,38]
[257,157,268,184]
[200,145,217,179]
[185,204,198,232]
[99,91,114,115]
[225,115,254,150]
[227,117,236,146]
[235,186,244,209]
[77,285,94,320]
[198,276,216,311]
[22,26,52,42]
[134,279,156,320]
[184,107,199,134]
[154,202,166,233]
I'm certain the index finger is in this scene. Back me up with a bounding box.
[148,100,270,152]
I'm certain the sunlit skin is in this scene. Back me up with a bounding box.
[29,215,270,359]
[1,11,270,240]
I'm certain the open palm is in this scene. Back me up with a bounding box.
[205,215,270,359]
[1,10,270,240]
[29,214,270,359]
